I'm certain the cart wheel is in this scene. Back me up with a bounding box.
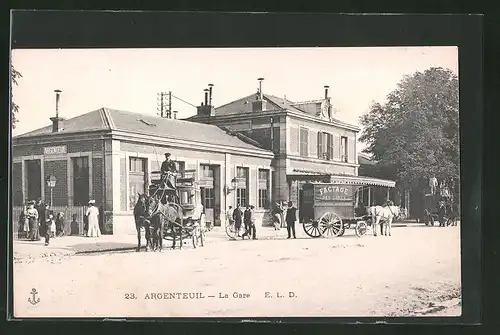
[302,220,322,238]
[225,223,236,239]
[355,221,368,237]
[337,227,345,237]
[318,212,343,237]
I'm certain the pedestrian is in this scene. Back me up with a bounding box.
[26,201,39,241]
[56,212,66,237]
[34,198,44,241]
[286,201,297,239]
[272,201,283,230]
[18,204,29,239]
[233,203,243,237]
[42,209,55,246]
[437,199,447,227]
[227,205,235,230]
[280,201,288,228]
[242,205,257,240]
[70,214,79,235]
[86,200,101,237]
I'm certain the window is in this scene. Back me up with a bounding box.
[236,167,249,207]
[201,187,215,209]
[317,132,333,160]
[73,157,89,206]
[258,169,270,209]
[129,157,147,209]
[340,136,348,162]
[299,127,309,157]
[201,164,214,179]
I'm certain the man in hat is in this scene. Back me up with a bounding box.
[160,153,177,189]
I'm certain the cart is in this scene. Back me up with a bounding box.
[423,193,456,227]
[300,176,396,238]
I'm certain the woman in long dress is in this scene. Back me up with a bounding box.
[86,200,101,237]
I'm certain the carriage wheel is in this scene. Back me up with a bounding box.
[225,223,236,239]
[318,212,343,237]
[355,221,368,237]
[302,220,322,238]
[337,227,345,237]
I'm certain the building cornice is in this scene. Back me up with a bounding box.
[288,154,360,168]
[110,130,274,159]
[13,131,111,146]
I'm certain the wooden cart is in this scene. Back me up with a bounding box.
[300,176,396,238]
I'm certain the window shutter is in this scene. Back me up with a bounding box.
[317,132,323,158]
[328,133,334,160]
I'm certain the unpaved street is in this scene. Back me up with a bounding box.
[13,224,461,318]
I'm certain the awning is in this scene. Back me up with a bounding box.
[288,169,396,188]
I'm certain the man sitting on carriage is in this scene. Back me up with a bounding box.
[160,152,177,190]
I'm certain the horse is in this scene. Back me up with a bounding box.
[146,195,183,250]
[366,205,401,236]
[133,193,153,252]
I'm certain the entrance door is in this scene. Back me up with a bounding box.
[200,187,215,224]
[25,159,41,201]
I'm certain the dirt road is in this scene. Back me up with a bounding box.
[13,225,461,318]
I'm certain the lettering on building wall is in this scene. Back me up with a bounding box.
[44,145,67,155]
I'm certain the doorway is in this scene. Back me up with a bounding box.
[25,159,41,201]
[200,164,221,226]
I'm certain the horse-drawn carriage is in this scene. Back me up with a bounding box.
[300,176,397,238]
[423,192,458,227]
[143,170,206,250]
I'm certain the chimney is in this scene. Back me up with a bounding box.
[197,89,215,117]
[50,89,64,132]
[173,111,178,119]
[324,85,332,120]
[258,77,264,99]
[324,85,329,99]
[252,78,267,112]
[208,84,214,106]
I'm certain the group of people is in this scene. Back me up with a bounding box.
[226,200,299,240]
[18,198,102,245]
[19,198,63,246]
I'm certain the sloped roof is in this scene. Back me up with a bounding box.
[358,153,377,166]
[14,109,110,138]
[14,108,273,153]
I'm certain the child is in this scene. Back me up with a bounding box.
[70,214,79,236]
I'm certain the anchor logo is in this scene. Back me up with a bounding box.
[28,288,40,305]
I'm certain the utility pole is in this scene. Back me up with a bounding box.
[167,91,172,119]
[157,91,173,118]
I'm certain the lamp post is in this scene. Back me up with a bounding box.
[46,175,57,207]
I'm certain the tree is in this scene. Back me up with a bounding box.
[11,65,22,129]
[359,67,459,197]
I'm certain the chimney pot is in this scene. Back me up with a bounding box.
[324,85,330,99]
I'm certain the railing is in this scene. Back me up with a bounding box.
[12,206,88,240]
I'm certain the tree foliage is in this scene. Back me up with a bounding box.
[11,65,22,129]
[359,67,459,193]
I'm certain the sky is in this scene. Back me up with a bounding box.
[11,47,458,153]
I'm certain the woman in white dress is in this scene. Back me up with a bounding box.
[86,200,101,237]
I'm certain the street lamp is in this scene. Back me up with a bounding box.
[224,178,238,195]
[46,175,57,207]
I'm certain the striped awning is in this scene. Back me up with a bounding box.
[288,169,396,188]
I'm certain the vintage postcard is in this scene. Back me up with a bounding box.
[11,45,462,319]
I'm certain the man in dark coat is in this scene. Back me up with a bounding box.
[160,153,177,189]
[232,203,243,237]
[286,201,297,239]
[437,199,447,227]
[242,205,257,240]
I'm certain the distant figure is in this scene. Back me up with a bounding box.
[429,175,438,195]
[26,201,40,241]
[272,201,284,230]
[286,201,297,239]
[56,212,66,237]
[437,200,447,227]
[70,214,79,235]
[86,200,101,237]
[242,205,257,240]
[227,205,234,227]
[233,203,243,237]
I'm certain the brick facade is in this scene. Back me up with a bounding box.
[92,157,103,204]
[43,160,68,206]
[12,163,23,206]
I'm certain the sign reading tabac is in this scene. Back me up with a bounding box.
[44,145,67,155]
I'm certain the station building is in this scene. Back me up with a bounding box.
[13,83,376,235]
